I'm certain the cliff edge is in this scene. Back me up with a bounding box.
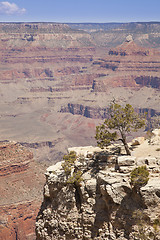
[36,130,160,240]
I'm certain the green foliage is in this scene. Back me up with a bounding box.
[61,151,83,186]
[130,166,149,189]
[95,127,117,148]
[67,170,83,185]
[95,102,146,155]
[62,151,77,177]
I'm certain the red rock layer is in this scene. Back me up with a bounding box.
[0,201,40,240]
[0,142,45,240]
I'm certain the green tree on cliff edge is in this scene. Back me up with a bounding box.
[95,101,146,155]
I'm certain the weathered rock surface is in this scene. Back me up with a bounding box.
[0,23,160,162]
[36,132,160,240]
[0,141,45,240]
[0,23,160,239]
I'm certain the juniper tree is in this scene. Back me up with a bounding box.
[62,151,83,186]
[130,165,149,190]
[95,102,146,155]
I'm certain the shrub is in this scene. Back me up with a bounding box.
[130,166,149,189]
[62,151,83,186]
[62,151,77,177]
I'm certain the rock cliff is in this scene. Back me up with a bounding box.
[0,141,45,240]
[36,130,160,240]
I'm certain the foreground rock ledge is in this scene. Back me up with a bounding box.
[36,134,160,240]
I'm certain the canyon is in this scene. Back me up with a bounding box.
[0,22,160,239]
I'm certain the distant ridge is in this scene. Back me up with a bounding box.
[67,22,160,33]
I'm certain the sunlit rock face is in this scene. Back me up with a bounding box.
[0,23,160,239]
[36,133,160,240]
[0,23,160,152]
[0,141,45,240]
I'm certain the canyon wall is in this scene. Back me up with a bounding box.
[0,141,45,239]
[0,23,160,239]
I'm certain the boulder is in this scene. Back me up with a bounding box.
[117,156,136,166]
[68,146,102,157]
[131,137,145,146]
[152,129,160,136]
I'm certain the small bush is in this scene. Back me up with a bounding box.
[67,170,83,185]
[62,151,77,177]
[62,151,83,186]
[130,166,149,189]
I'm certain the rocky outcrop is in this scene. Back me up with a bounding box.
[36,132,160,240]
[109,39,151,56]
[135,76,160,89]
[60,103,108,119]
[0,141,45,240]
[91,39,160,91]
[60,103,160,120]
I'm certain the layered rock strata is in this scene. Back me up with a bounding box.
[0,141,45,240]
[0,23,160,150]
[36,131,160,240]
[0,22,160,240]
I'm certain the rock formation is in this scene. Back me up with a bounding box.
[36,130,160,240]
[0,23,159,155]
[0,141,45,240]
[0,23,160,239]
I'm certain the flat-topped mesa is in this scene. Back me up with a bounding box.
[0,22,73,34]
[36,131,160,240]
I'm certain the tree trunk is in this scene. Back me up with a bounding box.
[121,131,131,155]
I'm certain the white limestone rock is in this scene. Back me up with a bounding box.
[118,156,136,166]
[36,140,160,240]
[131,137,145,146]
[68,146,102,157]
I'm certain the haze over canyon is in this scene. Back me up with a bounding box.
[0,22,160,239]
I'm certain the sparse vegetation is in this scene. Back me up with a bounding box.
[130,166,149,190]
[95,101,146,155]
[62,151,83,186]
[150,218,160,240]
[132,210,160,240]
[132,210,150,240]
